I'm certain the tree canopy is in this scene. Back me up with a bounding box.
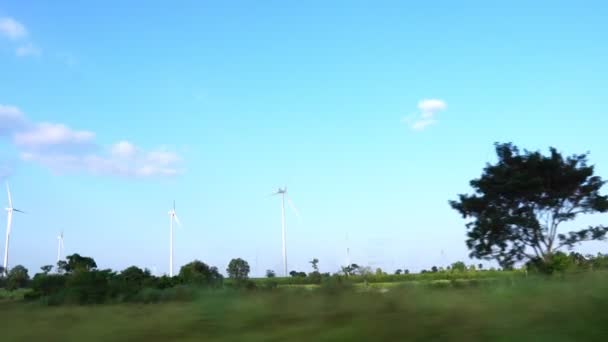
[6,265,30,290]
[179,260,223,287]
[57,254,98,274]
[226,258,250,281]
[450,143,608,269]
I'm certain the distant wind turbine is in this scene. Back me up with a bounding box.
[168,201,181,277]
[57,231,64,263]
[271,186,300,277]
[346,232,351,266]
[3,182,25,276]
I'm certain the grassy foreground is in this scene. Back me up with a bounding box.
[2,273,608,341]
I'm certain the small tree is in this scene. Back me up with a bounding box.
[404,269,410,274]
[478,263,483,270]
[6,265,29,290]
[40,265,53,274]
[289,270,306,277]
[179,260,223,287]
[394,269,402,275]
[341,263,359,276]
[431,266,438,273]
[227,258,250,281]
[310,258,319,273]
[265,269,276,278]
[58,254,97,274]
[56,260,67,274]
[450,143,608,270]
[451,261,466,272]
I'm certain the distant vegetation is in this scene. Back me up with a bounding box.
[0,250,607,306]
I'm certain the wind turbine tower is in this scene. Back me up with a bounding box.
[168,201,181,277]
[3,182,25,276]
[271,187,300,277]
[346,232,351,266]
[57,231,64,262]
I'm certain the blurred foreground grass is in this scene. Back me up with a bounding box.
[2,273,608,341]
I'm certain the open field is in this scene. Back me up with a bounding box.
[244,269,525,287]
[2,273,607,341]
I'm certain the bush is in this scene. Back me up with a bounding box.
[320,275,353,294]
[179,261,224,288]
[527,252,575,275]
[63,270,113,304]
[27,274,67,300]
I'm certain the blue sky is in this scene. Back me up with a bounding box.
[1,1,607,276]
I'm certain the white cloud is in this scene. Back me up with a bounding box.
[1,16,42,59]
[0,104,26,134]
[418,99,447,114]
[20,147,182,178]
[0,17,27,40]
[111,141,138,159]
[0,104,23,118]
[2,104,182,178]
[15,43,41,57]
[13,122,95,149]
[405,98,447,131]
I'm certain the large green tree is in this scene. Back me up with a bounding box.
[227,258,250,281]
[450,143,608,268]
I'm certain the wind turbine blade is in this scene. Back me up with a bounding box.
[286,195,302,222]
[6,182,12,209]
[13,209,25,214]
[173,213,182,227]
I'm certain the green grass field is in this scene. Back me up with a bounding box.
[1,272,607,341]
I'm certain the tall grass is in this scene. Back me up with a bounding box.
[1,272,607,341]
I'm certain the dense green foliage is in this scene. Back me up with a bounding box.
[2,255,222,305]
[2,251,606,306]
[226,258,250,281]
[178,260,223,287]
[5,265,29,290]
[2,272,608,341]
[451,142,608,269]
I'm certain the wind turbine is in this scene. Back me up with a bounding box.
[4,182,25,276]
[346,232,351,267]
[168,201,181,277]
[57,231,64,263]
[271,187,300,277]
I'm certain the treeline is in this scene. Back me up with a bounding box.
[0,254,251,305]
[2,251,608,305]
